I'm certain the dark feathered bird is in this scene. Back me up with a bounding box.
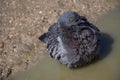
[39,11,100,68]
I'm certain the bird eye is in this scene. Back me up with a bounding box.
[69,17,75,23]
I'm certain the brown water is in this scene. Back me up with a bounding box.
[12,7,120,80]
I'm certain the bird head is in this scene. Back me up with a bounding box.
[57,11,87,40]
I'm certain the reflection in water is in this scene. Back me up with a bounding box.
[12,8,120,80]
[99,33,114,59]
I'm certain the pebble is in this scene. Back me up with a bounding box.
[0,42,4,49]
[38,11,42,14]
[8,34,14,39]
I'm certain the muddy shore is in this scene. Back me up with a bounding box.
[0,0,120,79]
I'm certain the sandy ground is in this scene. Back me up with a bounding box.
[0,0,120,79]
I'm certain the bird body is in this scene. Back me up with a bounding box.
[39,11,100,68]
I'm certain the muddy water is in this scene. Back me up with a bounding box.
[12,8,120,80]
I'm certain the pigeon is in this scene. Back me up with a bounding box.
[39,11,100,68]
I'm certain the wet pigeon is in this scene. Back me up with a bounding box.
[39,11,100,68]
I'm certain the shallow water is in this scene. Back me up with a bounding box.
[12,7,120,80]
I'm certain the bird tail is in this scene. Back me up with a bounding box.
[39,33,48,43]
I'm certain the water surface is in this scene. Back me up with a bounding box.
[12,8,120,80]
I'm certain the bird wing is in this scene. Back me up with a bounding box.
[39,23,59,43]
